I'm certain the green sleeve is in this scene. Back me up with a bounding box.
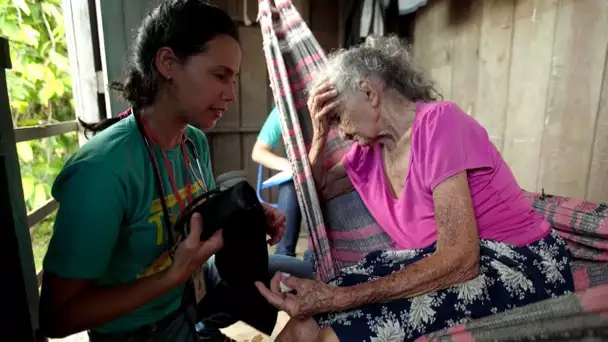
[43,161,126,279]
[256,107,282,148]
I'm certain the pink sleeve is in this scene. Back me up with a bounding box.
[417,102,494,191]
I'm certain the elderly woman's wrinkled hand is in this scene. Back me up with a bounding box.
[307,81,340,138]
[255,272,338,319]
[262,203,286,245]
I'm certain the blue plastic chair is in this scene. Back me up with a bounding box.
[256,164,293,208]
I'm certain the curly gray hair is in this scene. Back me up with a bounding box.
[310,35,441,103]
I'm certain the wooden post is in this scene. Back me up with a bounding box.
[0,37,45,342]
[63,0,104,145]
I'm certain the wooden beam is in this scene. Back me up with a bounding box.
[36,269,43,288]
[14,121,79,143]
[0,37,41,342]
[63,0,103,145]
[27,199,58,232]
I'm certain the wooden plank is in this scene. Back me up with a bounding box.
[474,0,516,150]
[14,121,79,143]
[36,269,43,288]
[240,0,258,25]
[501,0,558,192]
[210,134,242,176]
[413,1,453,99]
[449,0,483,115]
[310,0,337,31]
[239,26,269,128]
[95,0,129,116]
[412,2,433,70]
[586,40,608,202]
[122,0,149,47]
[214,0,240,21]
[537,0,608,198]
[28,199,58,232]
[314,30,340,56]
[0,40,40,340]
[63,0,102,145]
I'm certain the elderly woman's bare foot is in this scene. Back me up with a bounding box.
[276,318,339,342]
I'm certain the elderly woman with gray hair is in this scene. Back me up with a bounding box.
[255,36,575,342]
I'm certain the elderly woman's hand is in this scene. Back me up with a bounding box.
[255,272,339,319]
[262,203,286,245]
[307,81,340,139]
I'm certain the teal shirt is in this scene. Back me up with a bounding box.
[43,115,216,333]
[257,106,283,148]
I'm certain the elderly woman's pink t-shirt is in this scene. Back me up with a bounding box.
[342,102,550,249]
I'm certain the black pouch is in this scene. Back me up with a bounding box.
[174,181,278,335]
[173,180,270,286]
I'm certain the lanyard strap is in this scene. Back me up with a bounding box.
[134,110,191,255]
[141,118,193,212]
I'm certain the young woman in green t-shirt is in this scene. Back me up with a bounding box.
[38,1,312,341]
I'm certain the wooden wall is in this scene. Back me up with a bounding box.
[412,0,608,202]
[96,0,341,202]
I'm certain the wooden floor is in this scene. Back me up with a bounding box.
[52,237,309,342]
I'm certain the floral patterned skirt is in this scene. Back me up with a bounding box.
[315,230,575,342]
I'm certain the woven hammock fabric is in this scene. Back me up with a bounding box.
[257,0,356,280]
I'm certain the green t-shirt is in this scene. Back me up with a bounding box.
[43,114,216,333]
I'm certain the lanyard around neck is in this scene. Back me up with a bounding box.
[140,117,193,213]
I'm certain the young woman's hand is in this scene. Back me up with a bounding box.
[262,203,286,245]
[167,213,223,285]
[307,81,340,139]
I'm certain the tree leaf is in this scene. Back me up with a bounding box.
[16,141,34,162]
[20,24,39,46]
[22,176,34,200]
[33,184,47,209]
[11,0,30,16]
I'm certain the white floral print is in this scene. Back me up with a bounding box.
[316,231,574,342]
[369,319,406,342]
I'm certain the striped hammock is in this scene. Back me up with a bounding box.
[258,0,393,282]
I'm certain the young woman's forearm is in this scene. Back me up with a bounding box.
[308,135,327,190]
[252,148,291,172]
[41,269,181,338]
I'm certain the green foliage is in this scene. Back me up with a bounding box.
[1,0,79,270]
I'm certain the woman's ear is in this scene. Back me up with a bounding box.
[155,47,179,81]
[356,79,380,108]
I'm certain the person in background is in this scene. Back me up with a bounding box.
[252,106,313,263]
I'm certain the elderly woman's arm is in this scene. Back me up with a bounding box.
[307,80,353,199]
[331,171,480,309]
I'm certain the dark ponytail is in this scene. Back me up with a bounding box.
[80,0,239,137]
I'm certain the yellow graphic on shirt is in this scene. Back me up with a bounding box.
[137,182,203,279]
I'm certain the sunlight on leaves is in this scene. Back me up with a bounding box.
[16,141,33,162]
[11,0,30,15]
[33,183,47,208]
